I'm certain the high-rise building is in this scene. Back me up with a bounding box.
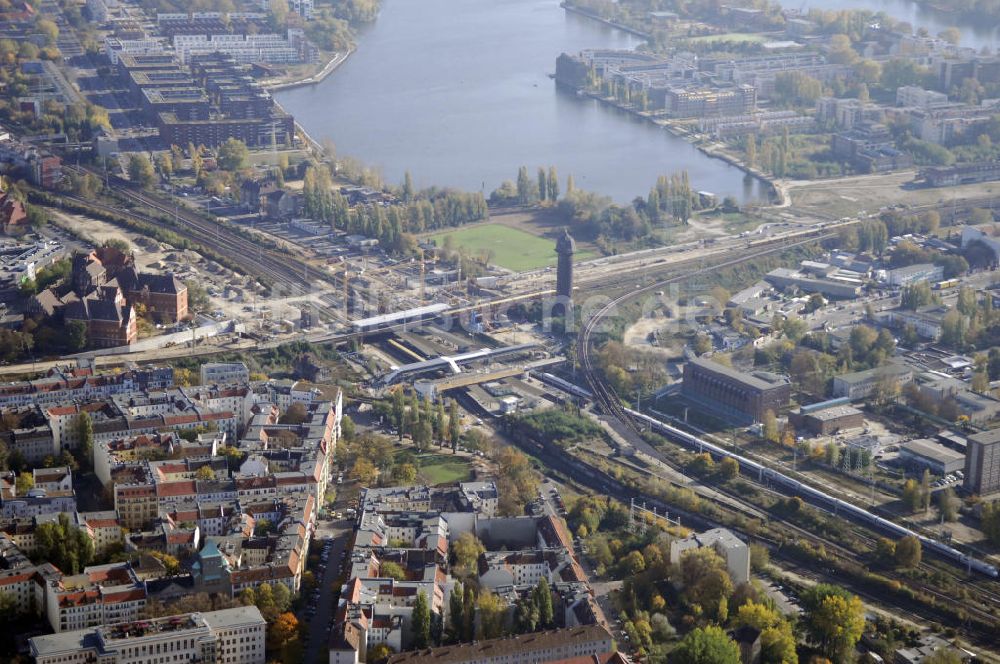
[965,429,1000,495]
[555,229,575,318]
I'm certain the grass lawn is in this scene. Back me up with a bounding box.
[414,453,471,484]
[685,32,768,44]
[430,223,595,272]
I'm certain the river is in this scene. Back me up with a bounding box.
[274,0,770,204]
[801,0,1000,50]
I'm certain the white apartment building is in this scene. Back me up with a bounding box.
[30,606,266,664]
[896,85,949,109]
[173,30,309,65]
[104,37,166,65]
[201,362,250,386]
[669,527,750,585]
[42,562,147,633]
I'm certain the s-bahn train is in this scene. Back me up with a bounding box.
[624,408,998,578]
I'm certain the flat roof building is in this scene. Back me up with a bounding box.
[792,403,865,435]
[900,438,965,475]
[30,606,266,664]
[832,364,914,400]
[378,625,616,664]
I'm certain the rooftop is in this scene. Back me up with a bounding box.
[383,625,613,663]
[901,438,965,464]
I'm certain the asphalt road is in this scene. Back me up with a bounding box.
[300,499,355,664]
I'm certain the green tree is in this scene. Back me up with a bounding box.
[66,319,87,351]
[448,399,461,451]
[894,535,922,568]
[448,582,464,643]
[671,625,741,664]
[412,590,431,649]
[402,171,414,202]
[983,501,1000,544]
[938,487,959,522]
[127,154,156,190]
[0,591,16,620]
[537,167,547,202]
[516,166,536,205]
[76,411,93,468]
[392,462,417,484]
[379,561,407,581]
[534,578,553,628]
[217,138,250,172]
[547,166,559,201]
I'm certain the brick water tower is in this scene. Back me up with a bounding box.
[555,228,575,318]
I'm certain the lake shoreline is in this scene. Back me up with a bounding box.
[275,0,772,204]
[265,49,355,92]
[568,82,780,204]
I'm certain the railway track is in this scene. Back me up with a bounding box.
[61,166,321,293]
[573,233,1000,639]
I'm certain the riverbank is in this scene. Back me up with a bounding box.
[264,48,354,92]
[575,87,780,203]
[559,2,652,40]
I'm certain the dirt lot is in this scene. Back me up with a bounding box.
[622,314,684,358]
[783,171,1000,220]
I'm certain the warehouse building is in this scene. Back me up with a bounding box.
[791,402,865,435]
[900,438,966,475]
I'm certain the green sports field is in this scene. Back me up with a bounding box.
[430,223,595,272]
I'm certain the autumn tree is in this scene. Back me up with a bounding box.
[476,590,507,639]
[349,457,379,486]
[496,447,539,515]
[732,601,796,664]
[679,547,733,618]
[901,478,922,513]
[801,584,865,661]
[451,532,485,575]
[762,410,779,444]
[267,612,300,659]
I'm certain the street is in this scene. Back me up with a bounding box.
[300,494,356,664]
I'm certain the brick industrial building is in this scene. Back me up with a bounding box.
[682,356,791,424]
